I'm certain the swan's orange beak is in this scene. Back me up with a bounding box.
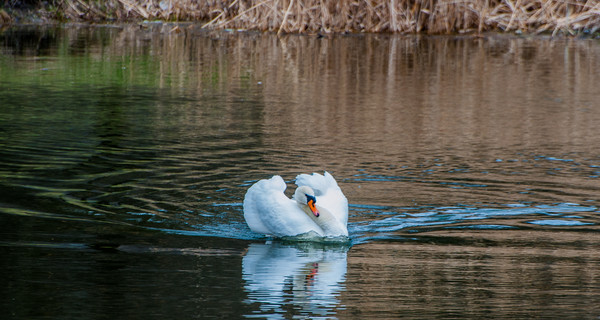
[307,197,320,217]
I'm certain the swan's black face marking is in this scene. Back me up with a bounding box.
[305,194,320,217]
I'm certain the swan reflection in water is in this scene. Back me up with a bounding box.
[242,242,349,318]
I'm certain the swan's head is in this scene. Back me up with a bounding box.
[294,186,320,217]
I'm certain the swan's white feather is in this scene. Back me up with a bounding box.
[243,172,348,238]
[243,175,325,237]
[295,171,348,226]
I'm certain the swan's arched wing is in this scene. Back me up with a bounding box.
[295,171,348,226]
[243,175,323,237]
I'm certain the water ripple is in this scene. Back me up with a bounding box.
[349,202,599,244]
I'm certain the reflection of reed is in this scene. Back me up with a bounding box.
[58,26,600,166]
[13,27,600,158]
[339,231,600,318]
[221,33,600,162]
[12,26,599,205]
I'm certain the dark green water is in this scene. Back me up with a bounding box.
[2,24,600,319]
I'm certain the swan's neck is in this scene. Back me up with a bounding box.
[300,204,347,236]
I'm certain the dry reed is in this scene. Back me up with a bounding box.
[202,0,600,35]
[6,0,600,35]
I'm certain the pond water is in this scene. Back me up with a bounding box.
[1,24,600,319]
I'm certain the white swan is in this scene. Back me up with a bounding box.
[243,171,348,238]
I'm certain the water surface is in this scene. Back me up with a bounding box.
[2,24,600,319]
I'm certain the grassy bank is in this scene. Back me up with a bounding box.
[2,0,599,35]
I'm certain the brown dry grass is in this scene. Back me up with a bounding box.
[6,0,600,35]
[53,0,216,21]
[202,0,600,35]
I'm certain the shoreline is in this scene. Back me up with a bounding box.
[1,0,599,36]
